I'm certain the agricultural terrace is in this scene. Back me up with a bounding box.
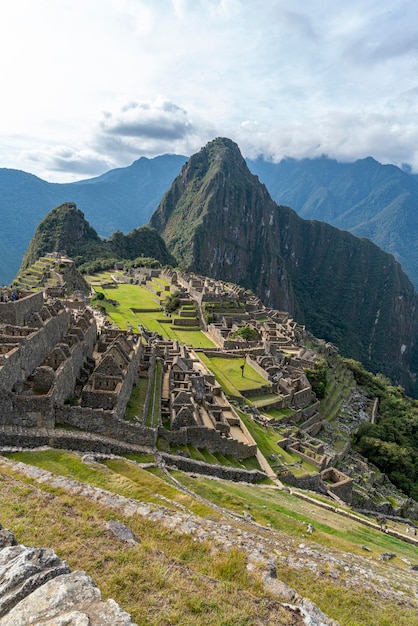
[88,273,215,348]
[237,410,319,476]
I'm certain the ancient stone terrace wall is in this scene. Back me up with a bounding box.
[0,291,43,326]
[159,426,257,459]
[56,406,157,448]
[161,453,266,483]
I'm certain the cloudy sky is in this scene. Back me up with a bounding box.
[1,0,418,181]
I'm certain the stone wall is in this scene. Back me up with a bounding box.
[159,426,257,459]
[0,291,44,325]
[281,472,327,493]
[302,401,320,419]
[172,317,199,326]
[0,309,71,390]
[321,467,353,503]
[293,387,314,408]
[51,319,97,405]
[246,355,271,382]
[286,443,323,469]
[241,385,272,398]
[56,406,157,448]
[0,390,54,428]
[161,453,266,482]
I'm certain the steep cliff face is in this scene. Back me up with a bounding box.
[150,138,418,393]
[150,138,296,313]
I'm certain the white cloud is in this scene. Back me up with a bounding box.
[1,0,418,178]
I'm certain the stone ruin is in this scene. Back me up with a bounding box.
[0,269,350,497]
[0,290,151,454]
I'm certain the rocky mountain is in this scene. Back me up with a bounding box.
[20,202,173,273]
[150,138,418,395]
[2,149,418,292]
[249,155,418,290]
[0,155,186,285]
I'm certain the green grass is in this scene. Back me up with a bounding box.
[4,449,210,516]
[173,471,418,561]
[167,445,262,471]
[2,453,417,626]
[1,463,292,626]
[124,377,148,422]
[247,393,282,407]
[199,354,269,397]
[146,360,162,427]
[237,411,318,475]
[90,276,215,348]
[263,406,296,419]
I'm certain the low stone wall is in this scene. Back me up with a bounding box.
[299,412,322,431]
[159,426,257,459]
[281,472,327,493]
[0,427,155,456]
[172,318,199,326]
[161,453,266,482]
[56,406,157,447]
[241,385,272,398]
[302,401,320,419]
[246,356,271,382]
[286,444,323,469]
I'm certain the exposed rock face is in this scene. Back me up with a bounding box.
[0,526,136,625]
[150,137,418,393]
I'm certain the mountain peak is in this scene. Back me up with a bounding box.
[19,202,103,271]
[150,139,418,395]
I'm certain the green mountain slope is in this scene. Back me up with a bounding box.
[150,138,418,395]
[249,155,418,289]
[20,202,174,274]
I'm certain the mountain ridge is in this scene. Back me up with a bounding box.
[2,148,418,290]
[150,138,418,395]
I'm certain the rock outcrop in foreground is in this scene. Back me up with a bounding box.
[0,525,135,626]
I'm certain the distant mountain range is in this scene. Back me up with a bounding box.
[1,147,418,291]
[249,155,418,290]
[22,139,417,395]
